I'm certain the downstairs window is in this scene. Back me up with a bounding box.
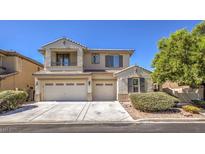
[128,77,146,93]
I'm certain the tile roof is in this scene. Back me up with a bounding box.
[0,49,43,67]
[40,37,134,54]
[41,37,87,49]
[0,72,18,79]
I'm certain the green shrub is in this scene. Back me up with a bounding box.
[192,100,205,107]
[0,90,28,112]
[130,92,179,112]
[182,105,201,114]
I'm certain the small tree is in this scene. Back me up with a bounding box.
[152,21,205,99]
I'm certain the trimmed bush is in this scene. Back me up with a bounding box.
[182,105,201,114]
[130,92,179,112]
[0,90,28,113]
[192,100,205,108]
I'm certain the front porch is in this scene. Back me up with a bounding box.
[43,48,84,72]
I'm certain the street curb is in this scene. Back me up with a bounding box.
[135,118,205,123]
[1,118,205,125]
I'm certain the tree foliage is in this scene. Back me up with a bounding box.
[152,21,205,87]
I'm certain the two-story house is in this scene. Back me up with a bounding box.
[33,38,153,102]
[0,50,43,91]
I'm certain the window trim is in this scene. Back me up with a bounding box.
[56,53,70,66]
[56,83,64,86]
[45,83,54,86]
[132,78,139,93]
[105,55,123,68]
[128,77,146,93]
[91,54,100,64]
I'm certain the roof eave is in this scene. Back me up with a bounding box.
[41,37,87,49]
[88,49,135,55]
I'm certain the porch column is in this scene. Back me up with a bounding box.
[87,76,92,101]
[34,77,41,102]
[77,48,83,71]
[45,49,51,70]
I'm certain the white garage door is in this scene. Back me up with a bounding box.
[93,80,116,101]
[44,80,87,101]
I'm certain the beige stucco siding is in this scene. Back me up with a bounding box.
[83,52,130,70]
[2,56,17,72]
[0,75,16,90]
[92,72,116,80]
[115,66,153,95]
[43,39,84,71]
[0,57,42,91]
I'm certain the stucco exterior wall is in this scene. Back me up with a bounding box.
[0,75,16,90]
[116,66,153,94]
[83,52,130,70]
[43,39,84,71]
[0,57,42,91]
[2,56,17,72]
[115,66,153,101]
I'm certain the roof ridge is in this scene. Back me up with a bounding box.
[114,65,152,75]
[41,37,87,48]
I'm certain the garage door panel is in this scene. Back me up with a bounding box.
[44,80,87,101]
[93,80,116,101]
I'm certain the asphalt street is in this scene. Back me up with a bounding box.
[1,122,205,133]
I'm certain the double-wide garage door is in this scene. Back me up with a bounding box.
[93,80,116,101]
[43,80,116,101]
[44,80,87,101]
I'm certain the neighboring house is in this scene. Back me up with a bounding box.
[33,38,153,102]
[0,50,43,91]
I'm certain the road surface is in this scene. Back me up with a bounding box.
[1,122,205,133]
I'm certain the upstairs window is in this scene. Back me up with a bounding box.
[91,54,100,64]
[105,55,123,68]
[56,53,70,66]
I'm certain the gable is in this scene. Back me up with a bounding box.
[41,38,87,50]
[114,65,152,79]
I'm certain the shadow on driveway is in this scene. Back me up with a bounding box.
[0,105,38,116]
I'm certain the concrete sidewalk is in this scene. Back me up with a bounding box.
[0,101,133,124]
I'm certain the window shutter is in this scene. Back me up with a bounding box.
[140,78,145,92]
[105,55,114,67]
[119,55,123,67]
[128,78,133,93]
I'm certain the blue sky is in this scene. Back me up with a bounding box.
[0,20,201,70]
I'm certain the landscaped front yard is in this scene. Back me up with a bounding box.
[0,90,28,114]
[121,92,205,120]
[121,101,205,119]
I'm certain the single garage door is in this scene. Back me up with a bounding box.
[44,80,87,101]
[93,80,116,101]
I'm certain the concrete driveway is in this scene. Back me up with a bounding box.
[0,101,133,123]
